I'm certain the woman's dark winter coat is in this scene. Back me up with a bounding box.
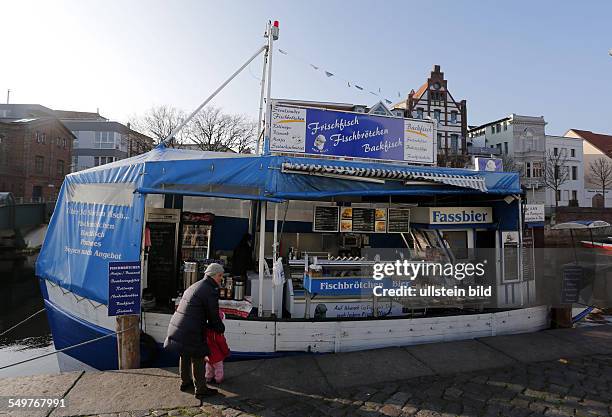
[164,276,225,356]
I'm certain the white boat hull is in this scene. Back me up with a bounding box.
[41,278,550,368]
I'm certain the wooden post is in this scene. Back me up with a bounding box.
[551,306,573,329]
[116,315,140,369]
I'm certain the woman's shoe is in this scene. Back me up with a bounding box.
[179,382,194,392]
[195,387,219,399]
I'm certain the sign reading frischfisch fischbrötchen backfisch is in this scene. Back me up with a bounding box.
[269,104,436,165]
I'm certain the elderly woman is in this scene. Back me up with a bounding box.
[164,263,225,399]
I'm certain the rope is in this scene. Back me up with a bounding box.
[0,325,138,371]
[0,308,46,337]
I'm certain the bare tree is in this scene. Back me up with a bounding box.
[130,105,186,146]
[542,149,570,209]
[501,154,519,172]
[588,157,612,207]
[186,107,256,153]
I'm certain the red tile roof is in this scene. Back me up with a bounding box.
[413,81,428,100]
[568,129,612,156]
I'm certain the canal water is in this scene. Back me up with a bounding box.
[0,253,62,378]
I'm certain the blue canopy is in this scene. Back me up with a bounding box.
[65,145,520,200]
[37,145,521,304]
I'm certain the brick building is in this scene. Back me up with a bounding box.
[0,104,154,172]
[393,65,468,166]
[0,118,74,202]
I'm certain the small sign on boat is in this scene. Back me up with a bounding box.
[561,264,583,304]
[108,261,141,316]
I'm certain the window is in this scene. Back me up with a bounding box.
[94,131,116,149]
[32,186,42,201]
[416,108,423,119]
[503,122,508,131]
[525,162,531,178]
[570,148,575,157]
[62,138,67,148]
[556,190,561,202]
[532,161,543,177]
[35,156,44,173]
[491,126,495,134]
[496,124,501,133]
[437,133,443,149]
[554,147,558,156]
[504,142,509,154]
[94,156,116,166]
[450,111,457,123]
[572,190,577,201]
[571,166,577,180]
[450,134,458,151]
[433,109,440,121]
[496,144,502,153]
[57,160,65,176]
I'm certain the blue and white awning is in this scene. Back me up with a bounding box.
[281,162,488,192]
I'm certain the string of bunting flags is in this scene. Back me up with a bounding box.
[276,47,405,106]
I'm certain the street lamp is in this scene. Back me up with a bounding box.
[609,48,612,56]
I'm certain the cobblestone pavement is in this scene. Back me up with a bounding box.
[91,354,612,417]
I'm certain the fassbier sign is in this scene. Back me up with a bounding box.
[269,104,436,165]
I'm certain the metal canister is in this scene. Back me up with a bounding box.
[233,280,245,301]
[183,261,198,289]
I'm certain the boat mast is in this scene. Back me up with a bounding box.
[256,20,279,155]
[257,20,279,317]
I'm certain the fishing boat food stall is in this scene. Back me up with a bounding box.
[35,102,548,370]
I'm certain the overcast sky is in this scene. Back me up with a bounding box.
[2,0,611,135]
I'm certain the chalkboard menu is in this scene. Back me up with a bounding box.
[352,208,375,232]
[313,206,339,232]
[561,264,583,304]
[147,222,177,302]
[387,208,411,233]
[338,207,387,233]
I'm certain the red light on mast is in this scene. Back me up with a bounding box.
[273,20,279,28]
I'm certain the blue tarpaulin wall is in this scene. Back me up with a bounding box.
[37,145,521,305]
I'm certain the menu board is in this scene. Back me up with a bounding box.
[339,207,387,233]
[387,208,411,233]
[313,206,339,232]
[561,265,583,304]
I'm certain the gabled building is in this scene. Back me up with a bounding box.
[564,129,612,208]
[393,65,468,164]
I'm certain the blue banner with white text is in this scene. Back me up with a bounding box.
[270,104,436,164]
